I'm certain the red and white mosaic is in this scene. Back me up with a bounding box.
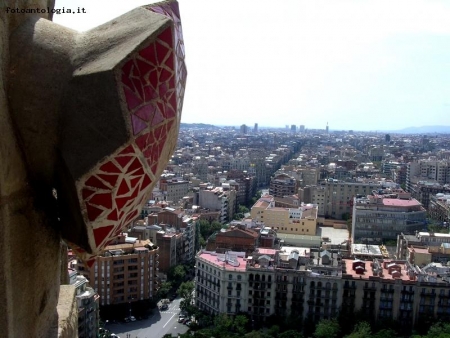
[71,1,186,265]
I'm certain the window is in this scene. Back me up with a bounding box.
[237,275,242,281]
[229,274,232,280]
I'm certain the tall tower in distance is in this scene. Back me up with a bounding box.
[291,124,297,133]
[254,123,258,133]
[299,125,305,133]
[326,122,329,134]
[240,124,248,135]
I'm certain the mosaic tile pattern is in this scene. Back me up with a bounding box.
[71,0,186,265]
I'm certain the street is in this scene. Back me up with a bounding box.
[104,297,189,338]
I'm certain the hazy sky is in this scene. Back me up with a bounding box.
[53,0,450,131]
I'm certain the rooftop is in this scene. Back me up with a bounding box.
[198,250,247,272]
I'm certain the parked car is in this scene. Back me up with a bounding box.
[178,316,185,323]
[160,304,168,311]
[124,317,130,323]
[129,316,136,322]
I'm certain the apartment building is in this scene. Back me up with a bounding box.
[68,270,100,338]
[199,186,236,223]
[352,192,426,244]
[159,177,189,204]
[407,160,450,192]
[408,182,450,209]
[251,195,318,235]
[195,247,342,322]
[429,193,450,224]
[195,249,450,331]
[77,235,159,306]
[321,180,382,219]
[269,173,297,198]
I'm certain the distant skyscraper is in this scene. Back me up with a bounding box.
[299,125,305,133]
[290,124,297,133]
[254,123,258,133]
[326,122,329,134]
[240,124,248,134]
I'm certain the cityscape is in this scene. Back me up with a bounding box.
[71,123,450,338]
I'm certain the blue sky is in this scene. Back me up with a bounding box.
[53,0,450,131]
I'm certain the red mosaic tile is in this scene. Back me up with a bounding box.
[118,144,135,155]
[130,176,141,189]
[165,53,174,70]
[130,167,145,177]
[159,68,173,82]
[129,185,140,200]
[89,193,113,209]
[115,155,133,168]
[132,114,147,135]
[121,72,134,91]
[136,59,154,78]
[82,188,96,200]
[116,196,131,210]
[152,109,164,126]
[131,77,144,100]
[107,209,118,221]
[124,209,138,223]
[97,173,119,188]
[135,104,155,122]
[123,86,142,111]
[141,174,152,190]
[94,225,114,247]
[148,68,159,90]
[117,179,130,196]
[85,176,110,190]
[99,161,122,173]
[86,203,104,221]
[151,163,158,174]
[156,41,170,64]
[143,85,156,101]
[128,158,142,173]
[159,27,172,45]
[139,44,157,67]
[135,131,150,151]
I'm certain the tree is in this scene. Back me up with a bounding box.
[373,329,397,338]
[314,319,340,338]
[178,281,194,298]
[156,281,172,299]
[278,330,304,338]
[211,314,234,337]
[178,281,195,313]
[234,315,249,335]
[344,322,372,338]
[168,264,186,285]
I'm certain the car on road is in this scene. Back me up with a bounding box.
[160,304,169,311]
[178,316,185,323]
[130,316,136,322]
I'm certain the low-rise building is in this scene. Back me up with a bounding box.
[251,195,318,235]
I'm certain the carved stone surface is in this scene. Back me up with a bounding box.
[1,1,186,336]
[8,1,187,263]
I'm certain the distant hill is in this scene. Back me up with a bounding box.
[393,125,450,134]
[180,123,218,129]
